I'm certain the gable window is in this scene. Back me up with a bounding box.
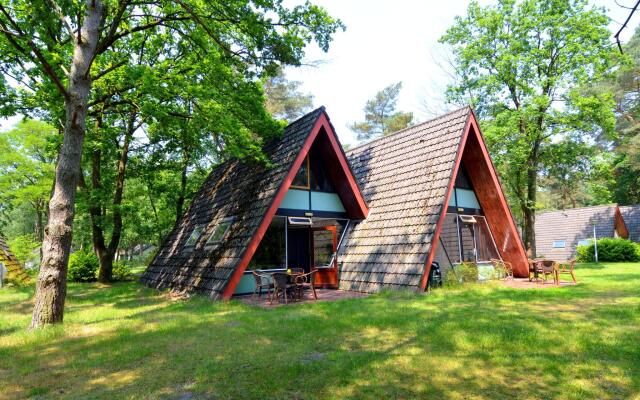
[185,224,205,247]
[291,155,310,189]
[552,240,565,248]
[288,216,312,225]
[206,217,234,246]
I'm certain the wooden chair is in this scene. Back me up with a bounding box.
[251,271,274,302]
[491,258,514,280]
[294,270,318,301]
[540,260,558,285]
[557,259,577,283]
[272,272,296,304]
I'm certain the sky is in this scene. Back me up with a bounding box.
[2,0,639,147]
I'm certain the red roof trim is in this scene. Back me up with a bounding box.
[420,110,529,290]
[221,112,368,299]
[418,112,472,290]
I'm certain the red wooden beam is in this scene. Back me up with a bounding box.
[420,110,529,290]
[419,113,472,290]
[221,113,368,299]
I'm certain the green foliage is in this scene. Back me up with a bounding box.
[576,238,640,262]
[112,261,133,282]
[440,0,617,249]
[67,250,99,283]
[350,82,414,141]
[264,66,314,122]
[443,262,479,287]
[6,235,39,266]
[0,120,57,236]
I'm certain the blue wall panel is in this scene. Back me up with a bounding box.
[311,192,346,212]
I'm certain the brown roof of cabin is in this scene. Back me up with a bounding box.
[339,106,472,293]
[620,204,640,242]
[535,204,622,261]
[141,107,327,299]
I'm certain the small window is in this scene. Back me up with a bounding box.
[206,217,234,246]
[552,240,565,248]
[577,239,591,247]
[185,225,205,247]
[291,155,310,189]
[288,217,312,226]
[459,215,477,224]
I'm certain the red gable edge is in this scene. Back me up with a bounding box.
[419,111,529,290]
[221,112,369,299]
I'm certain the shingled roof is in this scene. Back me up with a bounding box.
[535,204,626,260]
[141,107,328,299]
[620,205,640,242]
[339,106,472,292]
[0,235,29,284]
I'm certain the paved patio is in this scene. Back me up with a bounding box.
[502,277,577,289]
[236,288,368,307]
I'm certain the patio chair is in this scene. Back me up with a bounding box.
[528,259,543,282]
[490,259,513,280]
[294,270,318,301]
[251,271,274,302]
[557,259,577,283]
[272,272,296,304]
[540,260,558,285]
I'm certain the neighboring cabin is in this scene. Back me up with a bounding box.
[620,205,640,243]
[535,205,630,261]
[142,106,528,299]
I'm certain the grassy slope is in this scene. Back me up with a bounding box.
[1,263,639,400]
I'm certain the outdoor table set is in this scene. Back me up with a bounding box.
[528,259,577,285]
[252,269,318,304]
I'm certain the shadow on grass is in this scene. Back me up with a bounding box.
[2,265,640,399]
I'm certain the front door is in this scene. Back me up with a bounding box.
[311,226,338,288]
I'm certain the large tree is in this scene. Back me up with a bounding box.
[349,82,413,141]
[0,0,343,328]
[263,66,314,122]
[0,120,57,243]
[440,0,616,255]
[606,26,640,204]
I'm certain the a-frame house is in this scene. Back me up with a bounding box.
[142,106,528,298]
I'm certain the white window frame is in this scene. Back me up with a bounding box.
[205,217,234,247]
[184,224,205,248]
[552,240,566,248]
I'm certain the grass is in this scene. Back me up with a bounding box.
[1,263,639,399]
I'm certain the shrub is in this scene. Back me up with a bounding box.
[576,238,640,262]
[443,262,478,287]
[112,261,133,281]
[67,249,99,282]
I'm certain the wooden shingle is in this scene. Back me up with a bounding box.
[339,107,471,293]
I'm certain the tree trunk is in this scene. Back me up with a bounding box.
[94,114,134,283]
[522,141,540,258]
[30,0,104,329]
[174,151,190,226]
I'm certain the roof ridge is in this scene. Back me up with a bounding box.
[537,203,619,215]
[346,105,472,154]
[284,106,325,129]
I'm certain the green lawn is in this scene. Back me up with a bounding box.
[1,263,639,399]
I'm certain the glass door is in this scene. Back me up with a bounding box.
[311,226,338,288]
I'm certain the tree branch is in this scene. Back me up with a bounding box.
[0,4,69,99]
[92,59,127,81]
[46,0,75,41]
